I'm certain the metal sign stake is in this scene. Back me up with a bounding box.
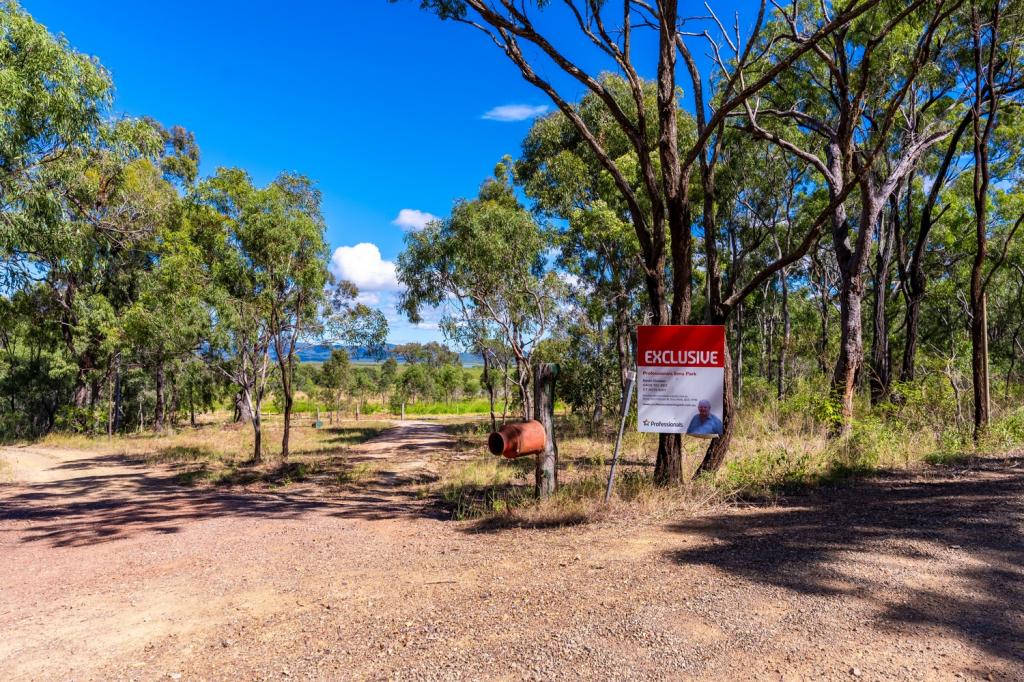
[605,370,636,503]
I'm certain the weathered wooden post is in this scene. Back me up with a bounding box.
[533,363,559,498]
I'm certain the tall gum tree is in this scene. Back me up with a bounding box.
[965,0,1024,439]
[736,0,964,435]
[398,165,559,419]
[401,0,889,482]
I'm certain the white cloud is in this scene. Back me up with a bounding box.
[481,104,549,122]
[355,291,381,305]
[392,208,439,232]
[329,243,399,292]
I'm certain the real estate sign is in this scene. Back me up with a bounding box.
[637,325,726,437]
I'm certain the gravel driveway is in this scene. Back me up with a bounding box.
[1,428,1021,681]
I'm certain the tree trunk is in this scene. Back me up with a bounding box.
[614,295,631,397]
[765,298,775,382]
[900,291,924,382]
[831,270,864,435]
[971,290,990,439]
[482,351,497,433]
[72,367,91,409]
[235,391,253,424]
[870,210,895,405]
[696,344,734,476]
[533,363,559,499]
[248,391,263,462]
[113,358,123,433]
[734,303,744,404]
[154,361,166,433]
[969,7,996,441]
[276,341,295,460]
[900,113,972,382]
[515,356,532,420]
[777,269,790,401]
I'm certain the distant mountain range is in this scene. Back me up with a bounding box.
[294,343,484,366]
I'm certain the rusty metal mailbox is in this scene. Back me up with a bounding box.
[487,420,547,458]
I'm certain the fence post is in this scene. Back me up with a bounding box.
[533,363,559,498]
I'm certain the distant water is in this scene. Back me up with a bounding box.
[293,343,484,366]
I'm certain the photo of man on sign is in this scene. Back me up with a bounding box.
[686,399,723,437]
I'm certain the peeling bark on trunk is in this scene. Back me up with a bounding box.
[696,344,734,476]
[533,363,558,499]
[235,391,253,424]
[832,261,865,436]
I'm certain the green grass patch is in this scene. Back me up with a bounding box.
[146,444,227,464]
[335,462,375,484]
[437,455,534,519]
[404,399,495,415]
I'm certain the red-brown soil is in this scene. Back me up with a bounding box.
[1,424,1022,680]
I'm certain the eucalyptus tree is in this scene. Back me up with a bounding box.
[398,164,560,419]
[403,0,889,483]
[7,119,174,415]
[320,348,352,422]
[123,211,211,432]
[736,0,965,434]
[193,168,331,461]
[0,0,111,256]
[260,173,330,458]
[964,0,1024,438]
[516,76,656,398]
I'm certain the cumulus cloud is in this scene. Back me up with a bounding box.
[329,243,399,292]
[392,208,439,232]
[481,104,549,122]
[355,291,381,305]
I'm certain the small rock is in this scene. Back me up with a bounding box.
[850,668,862,677]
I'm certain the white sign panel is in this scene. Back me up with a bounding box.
[637,325,726,436]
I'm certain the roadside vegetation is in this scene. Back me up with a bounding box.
[4,0,1024,512]
[433,375,1024,524]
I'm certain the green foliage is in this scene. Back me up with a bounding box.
[403,398,493,415]
[0,0,111,220]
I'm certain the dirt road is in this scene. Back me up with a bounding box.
[1,424,1022,680]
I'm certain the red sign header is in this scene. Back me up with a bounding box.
[637,325,726,368]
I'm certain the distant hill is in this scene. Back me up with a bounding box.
[295,343,483,366]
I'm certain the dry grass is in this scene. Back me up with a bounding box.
[431,388,1024,524]
[433,416,726,525]
[40,412,391,489]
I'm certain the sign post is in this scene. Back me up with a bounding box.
[604,369,636,503]
[636,326,726,438]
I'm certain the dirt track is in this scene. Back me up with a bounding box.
[1,424,1022,681]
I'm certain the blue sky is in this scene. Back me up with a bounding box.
[24,0,750,345]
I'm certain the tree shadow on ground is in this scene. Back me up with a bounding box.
[0,449,448,549]
[666,457,1024,666]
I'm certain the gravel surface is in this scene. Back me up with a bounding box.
[1,427,1022,681]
